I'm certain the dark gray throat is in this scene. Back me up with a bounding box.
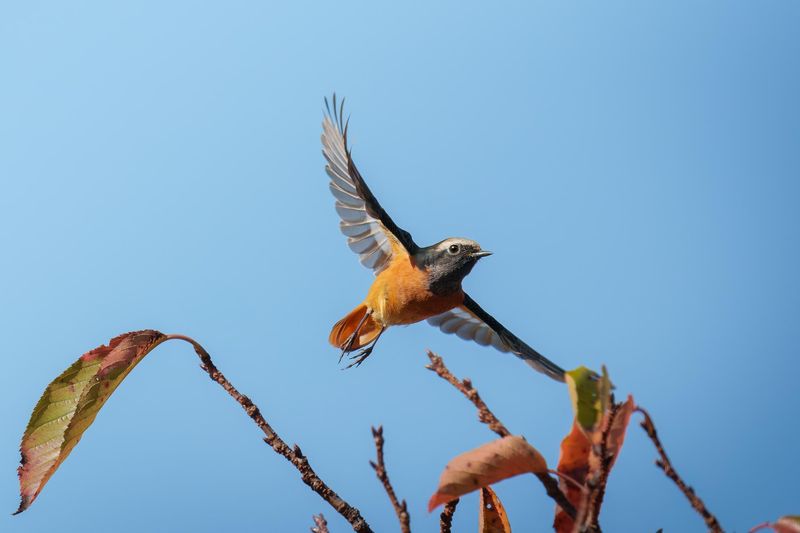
[415,250,478,296]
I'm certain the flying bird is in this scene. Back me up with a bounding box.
[322,95,565,382]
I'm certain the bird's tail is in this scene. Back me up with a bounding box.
[329,304,382,350]
[513,347,567,383]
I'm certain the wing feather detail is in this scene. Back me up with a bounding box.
[428,307,511,352]
[321,94,418,274]
[428,294,566,382]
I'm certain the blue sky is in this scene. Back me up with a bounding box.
[1,1,798,531]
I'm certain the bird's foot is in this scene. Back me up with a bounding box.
[338,332,359,363]
[343,345,375,369]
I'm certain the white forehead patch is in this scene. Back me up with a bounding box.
[437,238,480,251]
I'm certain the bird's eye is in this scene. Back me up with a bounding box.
[448,244,460,255]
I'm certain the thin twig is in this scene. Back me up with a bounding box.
[583,401,622,531]
[311,514,329,533]
[426,351,510,437]
[636,407,723,533]
[425,350,576,520]
[369,426,411,533]
[439,498,459,533]
[165,334,372,533]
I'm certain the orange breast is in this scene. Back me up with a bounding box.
[364,255,463,326]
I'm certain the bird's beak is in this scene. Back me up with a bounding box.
[473,250,493,259]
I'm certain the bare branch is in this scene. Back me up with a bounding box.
[311,514,329,533]
[166,334,372,533]
[636,407,723,533]
[369,426,411,533]
[425,350,576,520]
[439,499,459,533]
[425,351,510,437]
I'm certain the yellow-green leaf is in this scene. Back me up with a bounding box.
[16,330,167,514]
[565,366,610,432]
[428,435,547,511]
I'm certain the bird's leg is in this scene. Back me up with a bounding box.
[338,308,373,363]
[344,327,385,369]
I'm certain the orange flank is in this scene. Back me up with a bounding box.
[366,254,464,326]
[329,252,464,350]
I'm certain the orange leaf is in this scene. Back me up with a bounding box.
[479,486,511,533]
[554,395,637,532]
[16,330,167,513]
[428,435,547,512]
[590,395,636,474]
[553,421,591,532]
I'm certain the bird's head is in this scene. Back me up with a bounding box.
[417,238,492,295]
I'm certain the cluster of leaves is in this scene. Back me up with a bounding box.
[14,331,798,532]
[426,366,634,532]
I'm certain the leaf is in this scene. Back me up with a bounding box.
[565,366,610,433]
[554,384,636,532]
[553,421,592,533]
[590,395,636,474]
[428,435,547,511]
[16,330,167,514]
[479,486,511,533]
[773,516,800,533]
[752,516,800,533]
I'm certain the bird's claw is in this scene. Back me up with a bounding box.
[343,346,374,369]
[338,332,359,363]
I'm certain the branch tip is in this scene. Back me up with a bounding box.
[439,498,459,533]
[636,407,722,533]
[369,425,410,533]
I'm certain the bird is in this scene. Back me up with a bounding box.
[321,95,565,382]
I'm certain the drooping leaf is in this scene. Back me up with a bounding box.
[428,435,547,511]
[16,330,167,514]
[479,486,511,533]
[553,421,592,533]
[565,366,610,433]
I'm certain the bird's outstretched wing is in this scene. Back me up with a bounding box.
[427,293,566,382]
[321,95,418,273]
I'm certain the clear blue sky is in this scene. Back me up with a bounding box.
[1,2,798,531]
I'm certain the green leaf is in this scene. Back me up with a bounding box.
[565,366,610,432]
[16,330,167,514]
